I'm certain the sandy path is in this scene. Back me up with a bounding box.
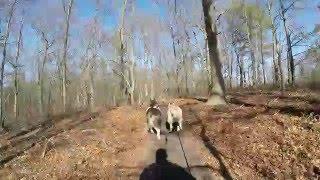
[139,130,222,180]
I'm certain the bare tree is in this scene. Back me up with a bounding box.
[119,0,128,100]
[127,41,135,105]
[61,0,74,112]
[0,0,17,128]
[202,0,226,105]
[267,0,285,91]
[257,9,266,85]
[279,0,295,86]
[33,25,54,115]
[169,26,181,94]
[221,32,233,89]
[242,1,257,87]
[13,18,24,121]
[235,47,245,87]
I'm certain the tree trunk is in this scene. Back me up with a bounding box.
[202,0,226,105]
[0,0,17,128]
[237,53,244,88]
[119,0,128,100]
[76,91,80,109]
[37,61,43,115]
[113,95,116,106]
[276,38,285,91]
[243,69,247,86]
[183,59,189,95]
[174,69,180,95]
[38,33,49,116]
[13,20,23,121]
[246,69,250,86]
[88,71,95,111]
[205,39,212,93]
[243,5,257,87]
[128,44,135,105]
[183,28,192,95]
[228,49,233,89]
[280,0,295,86]
[255,33,262,85]
[268,5,279,84]
[272,45,279,84]
[259,27,266,85]
[267,0,284,91]
[47,83,52,114]
[170,26,181,95]
[150,81,155,100]
[144,83,148,97]
[119,39,126,99]
[138,90,142,105]
[192,31,212,91]
[62,0,73,112]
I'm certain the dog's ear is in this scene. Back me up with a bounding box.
[150,98,157,107]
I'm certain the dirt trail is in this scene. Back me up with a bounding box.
[0,95,319,179]
[137,130,222,179]
[113,103,228,179]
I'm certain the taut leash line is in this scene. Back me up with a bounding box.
[177,131,191,174]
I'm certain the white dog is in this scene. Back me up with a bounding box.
[146,100,162,139]
[167,103,183,132]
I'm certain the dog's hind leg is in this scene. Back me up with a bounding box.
[179,118,183,131]
[146,123,150,132]
[167,113,173,132]
[154,127,161,140]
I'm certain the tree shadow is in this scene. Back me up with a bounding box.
[140,148,196,180]
[188,108,233,180]
[200,124,233,180]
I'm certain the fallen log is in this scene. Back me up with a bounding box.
[0,112,99,167]
[193,96,208,102]
[229,97,318,116]
[8,110,84,140]
[190,95,318,116]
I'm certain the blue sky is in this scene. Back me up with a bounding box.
[294,1,319,32]
[289,1,319,59]
[76,0,166,31]
[74,0,319,37]
[9,0,320,82]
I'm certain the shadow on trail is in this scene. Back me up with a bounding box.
[140,148,196,180]
[188,108,233,180]
[200,125,233,180]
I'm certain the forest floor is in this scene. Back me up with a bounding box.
[0,89,320,179]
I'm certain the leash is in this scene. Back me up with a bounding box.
[177,131,191,174]
[165,134,168,144]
